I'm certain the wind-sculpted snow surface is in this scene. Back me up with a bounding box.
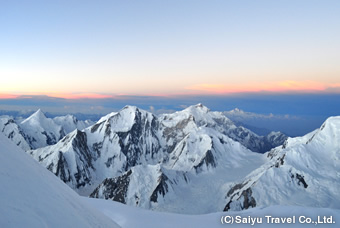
[0,133,120,228]
[224,116,340,211]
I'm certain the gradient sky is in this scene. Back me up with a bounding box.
[1,0,340,97]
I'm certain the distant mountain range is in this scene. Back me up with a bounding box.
[0,110,93,150]
[1,104,339,215]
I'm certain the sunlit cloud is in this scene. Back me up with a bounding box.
[1,80,340,100]
[224,108,299,121]
[47,93,115,99]
[185,80,340,94]
[0,92,115,100]
[0,94,19,99]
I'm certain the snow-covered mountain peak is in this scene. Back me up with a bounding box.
[122,105,139,111]
[19,109,66,149]
[92,105,157,135]
[121,105,156,119]
[305,116,340,148]
[53,114,93,134]
[281,116,340,150]
[120,105,143,119]
[162,104,233,130]
[267,131,282,137]
[317,116,340,135]
[228,108,244,114]
[21,109,47,124]
[187,103,210,112]
[182,103,212,117]
[95,106,147,127]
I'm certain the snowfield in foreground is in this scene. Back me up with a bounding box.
[85,198,340,228]
[0,133,120,228]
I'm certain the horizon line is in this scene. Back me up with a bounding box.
[1,91,340,100]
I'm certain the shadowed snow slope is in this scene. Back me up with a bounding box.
[0,133,120,228]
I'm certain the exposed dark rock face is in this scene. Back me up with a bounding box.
[90,170,133,203]
[224,187,256,211]
[150,174,170,203]
[226,181,249,198]
[115,109,162,170]
[290,172,308,188]
[72,130,94,169]
[194,150,216,172]
[91,122,102,133]
[274,154,286,168]
[54,151,71,183]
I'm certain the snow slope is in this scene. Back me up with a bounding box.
[0,133,120,228]
[85,198,340,228]
[224,116,340,211]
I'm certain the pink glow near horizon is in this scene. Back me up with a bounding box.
[1,81,340,100]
